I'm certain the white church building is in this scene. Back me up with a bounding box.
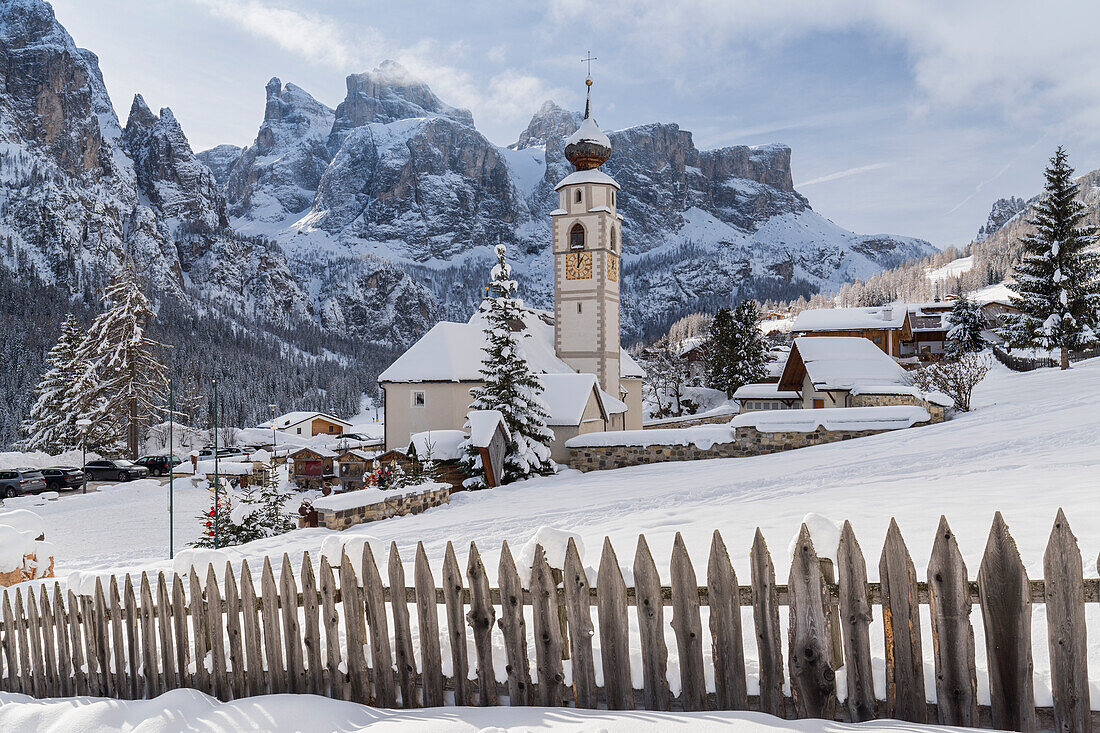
[379,79,646,460]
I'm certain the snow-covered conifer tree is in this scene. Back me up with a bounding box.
[1000,147,1100,368]
[18,313,88,452]
[704,307,738,397]
[946,291,986,354]
[705,301,768,397]
[461,244,554,486]
[72,262,169,455]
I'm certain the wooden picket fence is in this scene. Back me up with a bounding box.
[0,510,1097,732]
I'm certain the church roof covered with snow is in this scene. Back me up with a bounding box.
[779,336,908,392]
[378,304,644,383]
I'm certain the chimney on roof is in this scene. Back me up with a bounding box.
[883,304,894,321]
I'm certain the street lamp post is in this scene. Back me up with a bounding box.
[268,403,277,455]
[75,418,92,494]
[212,378,219,550]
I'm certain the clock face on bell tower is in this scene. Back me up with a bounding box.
[565,251,593,280]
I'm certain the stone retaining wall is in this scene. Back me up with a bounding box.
[569,423,915,472]
[642,412,736,430]
[850,393,947,422]
[315,485,451,531]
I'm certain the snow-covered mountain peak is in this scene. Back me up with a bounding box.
[510,100,581,151]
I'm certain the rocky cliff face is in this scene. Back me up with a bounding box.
[977,196,1028,242]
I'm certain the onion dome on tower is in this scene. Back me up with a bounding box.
[564,77,611,171]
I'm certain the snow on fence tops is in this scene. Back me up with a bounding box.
[312,481,449,514]
[565,424,734,450]
[729,405,930,433]
[319,534,383,577]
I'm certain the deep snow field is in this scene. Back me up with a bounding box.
[5,356,1100,723]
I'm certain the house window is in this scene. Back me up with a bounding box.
[327,425,334,433]
[569,223,585,250]
[577,302,583,313]
[296,427,302,434]
[575,189,582,204]
[411,390,426,407]
[873,335,882,344]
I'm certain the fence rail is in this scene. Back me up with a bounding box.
[1,511,1097,731]
[993,344,1100,371]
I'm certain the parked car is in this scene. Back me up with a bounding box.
[83,460,149,482]
[134,455,182,476]
[0,468,47,498]
[197,446,249,460]
[41,467,84,491]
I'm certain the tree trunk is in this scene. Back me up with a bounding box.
[1060,347,1069,370]
[128,396,139,459]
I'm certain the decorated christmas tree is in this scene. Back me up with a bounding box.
[1000,147,1100,368]
[193,477,233,549]
[461,244,554,486]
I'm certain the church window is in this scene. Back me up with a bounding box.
[610,228,616,251]
[411,390,426,408]
[577,303,582,314]
[569,223,585,250]
[611,191,616,206]
[575,189,582,204]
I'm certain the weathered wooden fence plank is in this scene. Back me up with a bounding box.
[388,544,417,708]
[338,552,370,705]
[788,524,837,719]
[279,554,305,695]
[634,534,669,711]
[39,587,58,698]
[414,543,444,708]
[442,542,470,706]
[66,590,87,696]
[52,585,72,697]
[156,574,176,693]
[879,519,926,723]
[362,543,395,708]
[562,538,595,709]
[597,537,632,711]
[2,591,18,692]
[170,575,191,691]
[497,540,531,707]
[671,533,706,712]
[707,530,746,711]
[837,521,875,722]
[750,528,784,717]
[189,570,210,696]
[927,516,978,727]
[260,557,285,695]
[123,576,141,700]
[979,512,1036,732]
[141,574,162,698]
[299,554,323,697]
[239,561,264,698]
[531,544,565,707]
[318,557,347,701]
[204,568,228,701]
[466,542,498,707]
[107,577,126,698]
[79,593,101,696]
[1044,509,1088,733]
[25,589,47,698]
[92,580,111,697]
[223,564,245,700]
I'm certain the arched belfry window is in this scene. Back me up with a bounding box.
[575,189,583,204]
[569,223,585,250]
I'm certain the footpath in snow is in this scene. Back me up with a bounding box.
[0,689,982,732]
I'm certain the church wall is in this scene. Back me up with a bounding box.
[622,377,644,430]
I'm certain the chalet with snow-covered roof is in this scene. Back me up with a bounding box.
[378,78,645,459]
[901,302,953,360]
[791,305,908,356]
[258,412,352,438]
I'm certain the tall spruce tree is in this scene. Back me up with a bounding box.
[1000,146,1100,368]
[946,290,986,354]
[705,302,768,397]
[460,244,554,486]
[18,313,88,452]
[73,262,169,455]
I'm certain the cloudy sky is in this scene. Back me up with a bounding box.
[49,0,1100,248]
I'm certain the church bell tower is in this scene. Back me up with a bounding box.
[553,74,622,400]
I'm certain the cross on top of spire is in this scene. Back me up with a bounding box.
[582,51,597,78]
[581,52,597,118]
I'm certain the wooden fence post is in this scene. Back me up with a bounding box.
[978,512,1036,732]
[223,563,246,700]
[497,540,532,706]
[598,537,632,711]
[787,524,836,719]
[633,534,669,711]
[189,570,210,695]
[156,574,176,694]
[879,518,926,723]
[927,516,978,727]
[442,542,469,706]
[279,554,305,695]
[750,529,784,718]
[260,558,286,695]
[52,585,72,697]
[414,542,444,707]
[361,543,395,708]
[837,521,875,722]
[238,560,264,698]
[670,532,706,712]
[141,573,163,698]
[338,551,370,705]
[107,577,126,698]
[170,575,191,691]
[707,530,746,711]
[318,557,347,701]
[299,554,323,697]
[1044,509,1089,733]
[562,538,596,709]
[387,544,417,708]
[530,544,565,707]
[204,567,227,700]
[466,542,499,707]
